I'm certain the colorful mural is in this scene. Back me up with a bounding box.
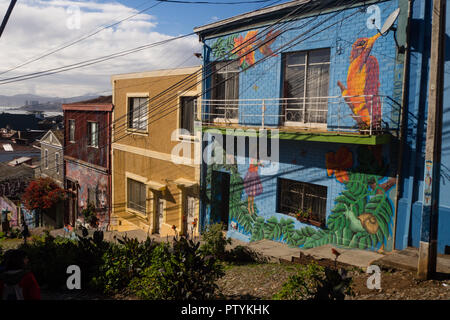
[205,144,396,252]
[66,161,109,229]
[337,32,382,130]
[210,29,281,69]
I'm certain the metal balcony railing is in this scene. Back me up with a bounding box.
[197,95,399,135]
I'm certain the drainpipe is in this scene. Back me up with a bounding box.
[417,0,446,280]
[107,109,112,232]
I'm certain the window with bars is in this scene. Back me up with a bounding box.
[69,119,75,142]
[211,61,240,120]
[282,48,330,125]
[127,178,146,214]
[277,178,327,226]
[128,97,148,131]
[87,122,98,147]
[180,96,196,136]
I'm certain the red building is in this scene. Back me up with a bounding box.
[62,96,113,230]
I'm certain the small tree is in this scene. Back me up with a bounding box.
[22,177,66,227]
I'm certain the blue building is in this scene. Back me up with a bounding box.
[395,0,450,255]
[194,0,410,253]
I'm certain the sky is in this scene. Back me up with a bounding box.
[0,0,286,98]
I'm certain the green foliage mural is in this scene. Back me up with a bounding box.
[210,34,239,61]
[204,144,396,252]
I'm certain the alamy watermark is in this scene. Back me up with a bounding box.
[366,265,382,290]
[66,265,81,290]
[171,126,280,175]
[66,5,81,30]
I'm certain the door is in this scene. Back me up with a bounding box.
[154,198,164,234]
[185,196,197,236]
[211,171,230,228]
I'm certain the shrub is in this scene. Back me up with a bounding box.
[92,236,157,294]
[81,203,99,228]
[273,262,353,300]
[200,223,231,260]
[129,236,224,300]
[18,231,112,290]
[224,245,267,265]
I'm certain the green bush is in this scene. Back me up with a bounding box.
[224,245,267,265]
[18,231,111,289]
[129,236,224,300]
[273,262,353,300]
[200,223,231,260]
[92,236,157,294]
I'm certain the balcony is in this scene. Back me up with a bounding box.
[197,95,399,145]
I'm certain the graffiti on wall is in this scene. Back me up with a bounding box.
[0,197,18,227]
[210,29,281,69]
[205,144,396,252]
[337,32,382,130]
[66,162,109,228]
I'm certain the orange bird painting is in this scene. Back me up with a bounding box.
[337,33,382,130]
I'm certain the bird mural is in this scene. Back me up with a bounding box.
[256,29,281,57]
[337,32,382,131]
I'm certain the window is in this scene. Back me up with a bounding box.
[55,153,60,174]
[128,97,148,131]
[282,48,330,124]
[87,122,99,147]
[211,61,240,120]
[69,120,75,142]
[277,178,327,226]
[44,149,48,169]
[180,96,196,136]
[127,178,146,214]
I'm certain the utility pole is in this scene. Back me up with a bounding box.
[417,0,446,280]
[0,0,18,39]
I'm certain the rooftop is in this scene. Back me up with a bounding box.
[194,0,367,38]
[62,95,113,112]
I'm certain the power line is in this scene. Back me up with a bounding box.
[157,0,275,4]
[38,0,363,176]
[0,33,196,85]
[37,0,327,175]
[0,0,17,39]
[0,0,162,76]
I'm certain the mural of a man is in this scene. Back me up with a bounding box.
[337,32,382,131]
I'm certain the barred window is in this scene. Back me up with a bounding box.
[127,178,146,214]
[128,97,148,131]
[277,178,327,226]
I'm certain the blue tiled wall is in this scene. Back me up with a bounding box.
[203,1,400,130]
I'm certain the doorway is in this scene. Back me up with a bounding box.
[184,196,197,237]
[154,197,164,234]
[211,171,230,228]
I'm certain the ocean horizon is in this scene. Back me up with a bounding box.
[0,106,62,117]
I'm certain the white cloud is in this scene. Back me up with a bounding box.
[0,0,201,97]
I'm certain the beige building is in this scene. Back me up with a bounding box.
[111,66,202,237]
